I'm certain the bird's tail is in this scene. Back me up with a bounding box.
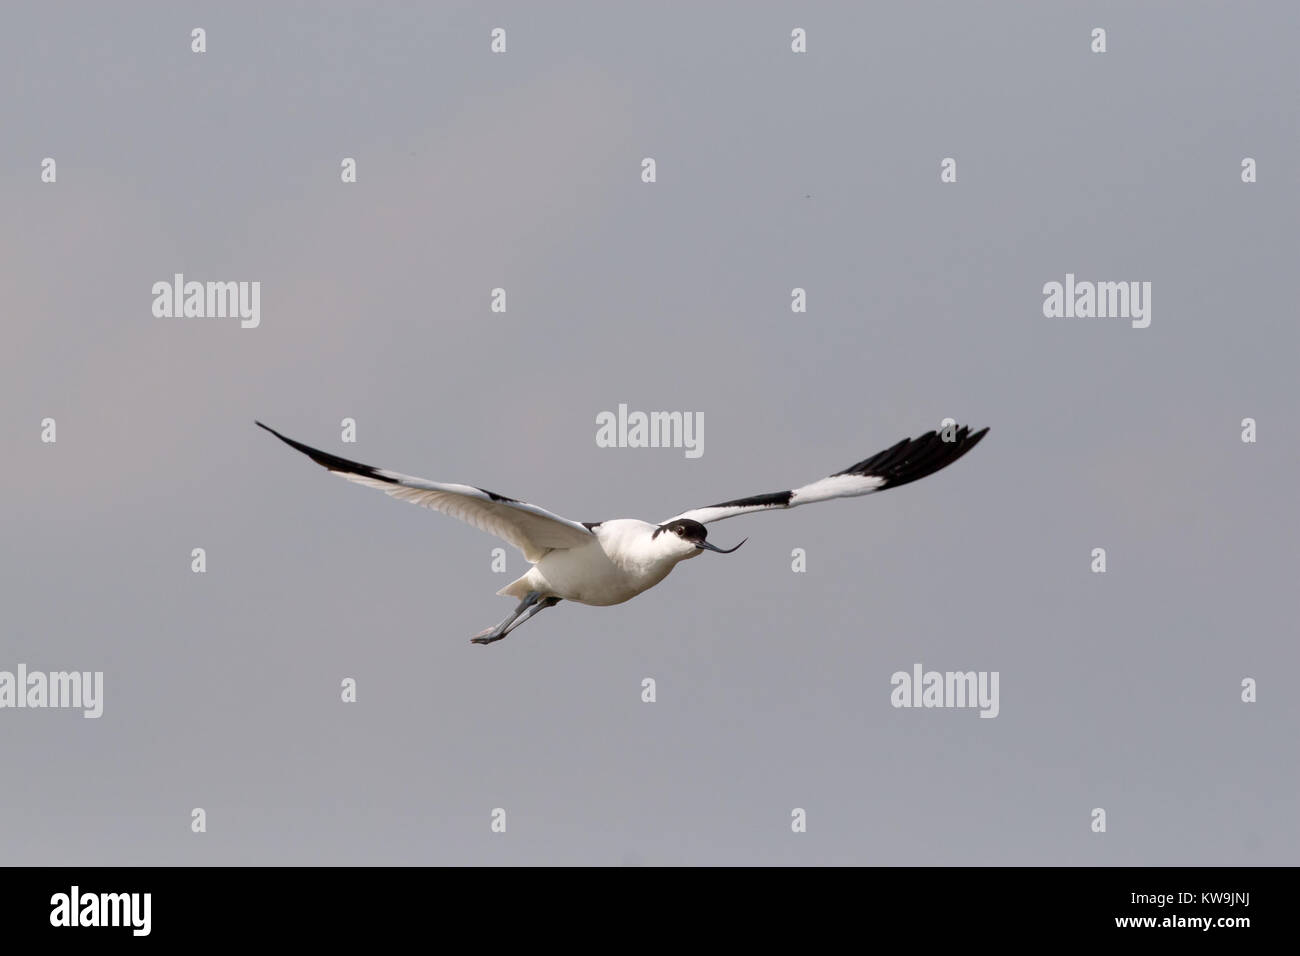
[497,574,535,600]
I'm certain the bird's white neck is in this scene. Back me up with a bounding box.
[594,519,702,573]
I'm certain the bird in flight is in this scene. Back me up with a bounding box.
[257,421,988,645]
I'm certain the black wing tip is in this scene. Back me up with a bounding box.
[256,421,397,484]
[838,423,989,489]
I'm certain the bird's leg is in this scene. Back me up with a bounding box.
[497,596,560,639]
[470,591,540,645]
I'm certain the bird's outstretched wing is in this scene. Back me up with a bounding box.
[662,425,988,525]
[257,423,595,562]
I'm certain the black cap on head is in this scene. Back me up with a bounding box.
[655,518,709,543]
[655,519,746,554]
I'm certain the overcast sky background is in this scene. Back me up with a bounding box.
[2,2,1297,865]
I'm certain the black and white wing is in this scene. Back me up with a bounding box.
[662,425,989,526]
[257,423,595,562]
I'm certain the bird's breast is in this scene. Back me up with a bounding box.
[534,537,677,606]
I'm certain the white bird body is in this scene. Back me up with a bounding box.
[256,421,988,644]
[500,519,699,606]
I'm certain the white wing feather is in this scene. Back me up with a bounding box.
[258,423,594,562]
[664,426,988,526]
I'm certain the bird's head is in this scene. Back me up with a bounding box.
[652,519,746,561]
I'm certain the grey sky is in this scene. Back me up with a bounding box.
[2,2,1296,864]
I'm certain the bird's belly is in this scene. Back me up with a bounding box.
[535,548,672,607]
